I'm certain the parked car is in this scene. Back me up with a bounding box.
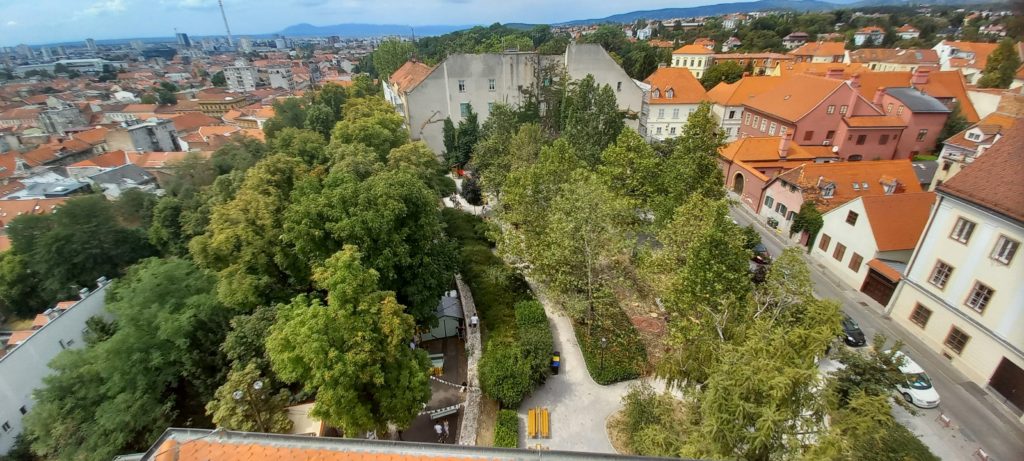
[840,314,866,347]
[751,243,772,264]
[890,351,940,408]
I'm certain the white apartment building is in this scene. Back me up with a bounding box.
[670,44,714,79]
[886,128,1024,420]
[267,66,294,90]
[224,60,258,93]
[0,280,111,455]
[643,67,707,140]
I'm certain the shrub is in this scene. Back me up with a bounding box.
[494,409,519,448]
[479,338,534,407]
[576,294,646,385]
[515,300,553,384]
[620,382,685,457]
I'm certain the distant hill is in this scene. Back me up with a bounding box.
[279,23,474,38]
[556,0,837,26]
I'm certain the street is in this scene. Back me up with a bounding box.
[730,204,1024,461]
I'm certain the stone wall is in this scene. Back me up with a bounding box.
[455,274,482,445]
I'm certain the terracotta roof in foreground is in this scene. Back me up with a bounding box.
[390,60,433,94]
[744,74,846,123]
[860,192,936,251]
[672,44,714,55]
[643,67,708,104]
[707,76,783,106]
[938,123,1024,223]
[137,429,687,461]
[775,159,923,212]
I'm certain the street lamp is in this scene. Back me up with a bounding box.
[233,379,268,432]
[599,337,608,376]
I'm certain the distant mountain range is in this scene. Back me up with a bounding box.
[279,23,472,38]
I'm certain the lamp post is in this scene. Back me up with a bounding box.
[599,337,608,376]
[233,379,268,433]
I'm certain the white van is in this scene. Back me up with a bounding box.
[892,351,940,408]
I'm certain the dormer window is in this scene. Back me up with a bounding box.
[653,89,661,98]
[967,131,982,141]
[666,89,674,99]
[883,182,896,194]
[821,183,835,199]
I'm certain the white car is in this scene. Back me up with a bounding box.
[891,351,940,408]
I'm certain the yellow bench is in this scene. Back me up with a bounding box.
[526,407,550,439]
[527,408,538,438]
[540,408,550,438]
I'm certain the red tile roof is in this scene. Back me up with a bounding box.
[0,198,67,228]
[31,314,50,329]
[707,76,783,106]
[789,41,846,58]
[70,150,130,168]
[860,192,936,251]
[643,67,708,104]
[72,127,110,146]
[389,60,433,94]
[719,136,837,163]
[775,159,923,211]
[941,41,999,70]
[6,330,33,346]
[672,44,714,55]
[854,70,979,122]
[938,123,1024,222]
[745,74,846,123]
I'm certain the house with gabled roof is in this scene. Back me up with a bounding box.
[933,40,1000,85]
[671,44,715,78]
[853,26,886,46]
[707,76,783,141]
[933,112,1018,189]
[896,24,921,40]
[811,192,935,305]
[719,134,837,212]
[789,41,845,64]
[643,67,708,140]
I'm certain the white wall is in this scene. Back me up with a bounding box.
[0,281,111,454]
[648,103,701,140]
[810,198,878,290]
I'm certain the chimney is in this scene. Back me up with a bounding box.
[825,68,844,80]
[742,71,751,77]
[911,68,931,85]
[873,87,886,105]
[778,131,793,159]
[848,73,861,89]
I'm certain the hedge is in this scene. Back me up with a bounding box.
[494,409,519,448]
[576,295,647,385]
[515,300,554,385]
[479,338,534,408]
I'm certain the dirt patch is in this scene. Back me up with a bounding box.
[1,317,33,331]
[609,273,668,367]
[605,409,635,455]
[476,396,500,446]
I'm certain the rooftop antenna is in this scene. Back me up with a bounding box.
[410,26,416,43]
[218,0,234,47]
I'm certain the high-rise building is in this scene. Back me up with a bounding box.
[56,46,68,57]
[238,38,253,53]
[130,40,144,51]
[224,59,258,92]
[176,33,192,48]
[40,47,52,60]
[274,38,287,49]
[15,44,32,59]
[85,38,97,51]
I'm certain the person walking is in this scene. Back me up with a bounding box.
[442,420,450,440]
[434,421,444,443]
[469,313,479,328]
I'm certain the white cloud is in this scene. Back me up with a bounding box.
[79,0,129,17]
[5,20,16,26]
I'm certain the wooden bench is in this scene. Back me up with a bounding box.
[527,408,538,438]
[527,407,550,439]
[539,408,550,438]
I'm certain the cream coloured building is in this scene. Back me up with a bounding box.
[670,44,714,79]
[886,126,1024,420]
[642,67,708,140]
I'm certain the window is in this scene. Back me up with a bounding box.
[753,115,760,126]
[949,217,975,244]
[839,105,848,114]
[786,211,796,221]
[821,183,835,198]
[846,211,859,225]
[833,242,846,261]
[653,89,661,98]
[856,134,867,145]
[488,78,495,91]
[764,196,775,208]
[879,134,889,144]
[992,235,1020,264]
[942,160,952,172]
[804,130,814,141]
[965,282,994,313]
[775,203,788,216]
[769,122,777,135]
[910,304,932,328]
[852,182,860,190]
[458,80,466,92]
[617,81,622,91]
[967,132,981,141]
[849,253,863,271]
[487,102,495,112]
[929,261,953,289]
[729,110,736,119]
[656,127,663,135]
[916,129,928,141]
[672,108,680,119]
[897,105,905,116]
[725,127,733,136]
[669,127,677,135]
[2,421,10,432]
[826,130,835,140]
[666,89,674,98]
[886,103,893,113]
[819,234,831,251]
[658,108,665,119]
[760,119,767,132]
[745,113,751,125]
[779,126,788,137]
[827,104,836,114]
[19,406,27,415]
[460,103,471,117]
[944,326,970,355]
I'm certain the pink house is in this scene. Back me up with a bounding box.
[873,87,951,158]
[718,134,838,213]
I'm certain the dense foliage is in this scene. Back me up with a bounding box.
[493,410,520,448]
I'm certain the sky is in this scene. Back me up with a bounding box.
[0,0,738,46]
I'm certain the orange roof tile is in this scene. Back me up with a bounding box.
[868,258,902,281]
[389,60,433,93]
[789,41,846,58]
[169,112,222,133]
[6,330,33,346]
[941,41,999,70]
[854,70,979,122]
[643,67,708,104]
[72,127,109,146]
[938,123,1024,222]
[719,136,837,163]
[0,198,67,227]
[860,192,936,251]
[31,314,50,329]
[70,150,129,169]
[55,300,77,310]
[745,74,846,122]
[774,159,923,211]
[0,235,10,252]
[672,44,714,55]
[122,104,159,113]
[707,76,783,106]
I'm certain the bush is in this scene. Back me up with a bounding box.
[494,409,519,448]
[479,339,534,407]
[620,382,685,457]
[515,300,554,384]
[576,294,646,385]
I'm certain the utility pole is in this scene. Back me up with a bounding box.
[218,0,234,47]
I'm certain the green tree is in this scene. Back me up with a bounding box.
[140,93,157,104]
[598,129,662,211]
[308,82,349,121]
[831,334,907,406]
[205,362,293,433]
[211,136,269,175]
[386,141,451,195]
[330,97,408,160]
[271,127,328,166]
[978,38,1021,89]
[222,305,277,371]
[371,39,416,79]
[938,102,970,141]
[700,61,745,89]
[479,338,535,407]
[263,97,308,140]
[653,101,725,224]
[348,74,380,98]
[266,246,431,434]
[24,258,230,461]
[471,120,546,197]
[304,103,335,140]
[790,201,824,249]
[211,70,226,87]
[328,142,385,179]
[0,252,46,319]
[560,75,625,166]
[156,88,177,105]
[114,188,158,228]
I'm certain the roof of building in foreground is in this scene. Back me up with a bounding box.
[938,123,1024,224]
[128,429,690,461]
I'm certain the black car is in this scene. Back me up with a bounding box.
[841,314,866,347]
[751,243,772,265]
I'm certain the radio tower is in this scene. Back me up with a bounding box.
[218,0,234,47]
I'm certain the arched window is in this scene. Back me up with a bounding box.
[666,89,674,99]
[653,89,661,98]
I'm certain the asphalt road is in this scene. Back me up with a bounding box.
[730,205,1024,461]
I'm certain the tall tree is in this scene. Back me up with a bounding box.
[266,246,431,434]
[304,103,336,140]
[560,75,625,166]
[263,97,307,140]
[371,39,416,80]
[598,129,662,211]
[654,101,725,225]
[938,102,970,141]
[205,362,293,433]
[270,127,328,166]
[472,122,546,197]
[700,61,745,89]
[330,97,408,160]
[978,38,1021,89]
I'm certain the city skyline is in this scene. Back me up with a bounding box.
[1,0,745,46]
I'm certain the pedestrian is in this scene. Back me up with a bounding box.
[409,340,416,350]
[469,313,479,328]
[434,421,444,443]
[442,420,450,439]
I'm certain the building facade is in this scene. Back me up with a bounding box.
[643,67,707,140]
[224,60,258,93]
[670,44,714,78]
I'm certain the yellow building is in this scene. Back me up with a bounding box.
[670,44,714,79]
